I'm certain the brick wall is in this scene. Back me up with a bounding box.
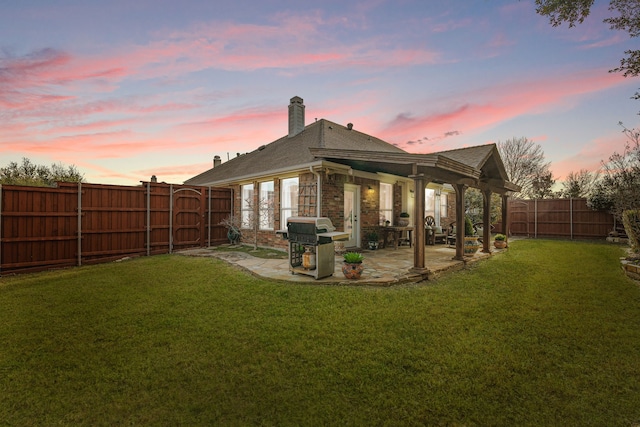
[321,172,345,228]
[442,191,456,229]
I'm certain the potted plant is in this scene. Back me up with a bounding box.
[493,233,507,249]
[463,215,480,256]
[398,212,410,227]
[366,231,379,250]
[342,252,364,279]
[220,216,241,245]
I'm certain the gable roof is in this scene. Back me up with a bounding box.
[185,119,406,186]
[435,144,510,182]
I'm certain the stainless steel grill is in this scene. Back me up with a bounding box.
[282,217,348,279]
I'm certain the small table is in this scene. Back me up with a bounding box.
[381,226,413,249]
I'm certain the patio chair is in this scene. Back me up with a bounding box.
[446,222,457,247]
[473,222,495,243]
[425,215,447,245]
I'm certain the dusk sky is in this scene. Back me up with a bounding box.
[2,0,638,186]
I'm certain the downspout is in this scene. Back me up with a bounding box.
[310,166,322,217]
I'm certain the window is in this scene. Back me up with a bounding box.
[379,182,393,225]
[259,181,275,230]
[241,183,254,228]
[424,188,435,219]
[280,177,298,227]
[440,193,448,218]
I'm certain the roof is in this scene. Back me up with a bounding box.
[308,142,520,194]
[435,144,511,183]
[185,119,406,186]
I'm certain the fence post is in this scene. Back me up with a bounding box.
[146,182,151,256]
[207,186,212,247]
[570,198,574,240]
[169,184,173,254]
[77,182,82,266]
[0,184,3,276]
[534,199,538,238]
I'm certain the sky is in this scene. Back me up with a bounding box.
[1,0,638,186]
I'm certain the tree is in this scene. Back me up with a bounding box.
[587,122,640,218]
[464,188,502,225]
[530,169,557,199]
[497,137,554,199]
[535,0,639,103]
[0,158,84,187]
[560,169,600,198]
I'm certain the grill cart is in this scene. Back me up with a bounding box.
[279,217,349,279]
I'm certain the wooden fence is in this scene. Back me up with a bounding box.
[506,198,615,239]
[0,182,232,275]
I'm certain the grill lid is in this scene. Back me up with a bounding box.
[286,217,336,233]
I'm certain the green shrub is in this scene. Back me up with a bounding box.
[343,252,364,263]
[464,215,475,236]
[494,233,506,241]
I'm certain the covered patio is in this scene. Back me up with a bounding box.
[308,144,520,277]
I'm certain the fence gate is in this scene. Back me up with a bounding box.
[171,186,205,252]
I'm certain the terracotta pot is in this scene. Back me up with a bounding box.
[342,262,364,279]
[493,240,507,249]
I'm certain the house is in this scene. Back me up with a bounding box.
[185,96,519,271]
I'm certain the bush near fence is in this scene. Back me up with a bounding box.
[0,182,232,275]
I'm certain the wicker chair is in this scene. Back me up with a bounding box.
[425,215,447,245]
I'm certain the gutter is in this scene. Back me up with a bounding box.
[193,160,327,187]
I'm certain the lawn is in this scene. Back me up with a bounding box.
[1,239,639,426]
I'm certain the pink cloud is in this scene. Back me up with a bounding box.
[380,69,629,151]
[2,11,444,163]
[486,32,516,49]
[552,131,629,180]
[431,18,473,33]
[136,162,212,181]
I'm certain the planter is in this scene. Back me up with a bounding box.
[493,240,507,249]
[397,219,410,227]
[342,262,364,279]
[464,236,480,256]
[227,227,240,245]
[622,260,640,281]
[368,241,379,250]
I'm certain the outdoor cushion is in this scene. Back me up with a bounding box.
[434,226,442,234]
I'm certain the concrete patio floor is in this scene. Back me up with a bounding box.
[179,243,503,286]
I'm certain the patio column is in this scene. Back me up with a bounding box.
[502,193,510,247]
[453,183,466,261]
[481,188,492,254]
[409,173,428,273]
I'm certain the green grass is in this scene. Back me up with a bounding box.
[1,240,639,426]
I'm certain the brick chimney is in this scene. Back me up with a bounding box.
[288,96,305,138]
